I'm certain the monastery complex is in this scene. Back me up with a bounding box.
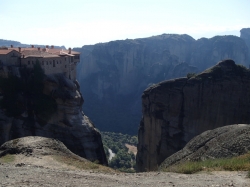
[0,45,80,80]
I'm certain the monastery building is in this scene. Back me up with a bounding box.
[0,45,80,80]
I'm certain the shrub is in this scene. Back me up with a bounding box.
[187,73,196,79]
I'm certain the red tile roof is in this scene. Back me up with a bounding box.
[0,49,17,55]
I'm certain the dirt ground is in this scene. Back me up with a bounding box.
[0,137,249,187]
[0,162,249,187]
[125,143,137,155]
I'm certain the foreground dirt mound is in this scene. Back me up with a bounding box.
[0,136,108,171]
[159,124,250,170]
[0,136,84,158]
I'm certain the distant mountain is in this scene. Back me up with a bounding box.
[75,29,250,135]
[0,39,66,49]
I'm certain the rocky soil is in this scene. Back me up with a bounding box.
[0,164,249,186]
[0,136,249,187]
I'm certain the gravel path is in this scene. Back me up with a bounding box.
[1,164,249,187]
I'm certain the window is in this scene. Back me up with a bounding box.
[53,60,55,67]
[50,61,51,64]
[65,65,67,68]
[65,57,66,61]
[57,61,58,64]
[28,61,30,65]
[42,61,44,65]
[32,61,34,64]
[46,62,48,65]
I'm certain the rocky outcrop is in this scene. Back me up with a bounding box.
[0,136,86,160]
[75,33,249,134]
[136,59,250,172]
[159,124,250,170]
[0,71,107,165]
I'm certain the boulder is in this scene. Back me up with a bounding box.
[159,124,250,170]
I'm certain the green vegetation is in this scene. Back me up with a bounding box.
[0,154,15,163]
[163,152,250,175]
[0,61,57,123]
[101,132,138,172]
[186,72,196,78]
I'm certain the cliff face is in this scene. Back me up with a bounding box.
[75,33,249,134]
[0,68,107,165]
[241,28,250,60]
[190,35,249,70]
[136,60,250,172]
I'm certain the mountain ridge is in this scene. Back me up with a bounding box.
[74,30,250,134]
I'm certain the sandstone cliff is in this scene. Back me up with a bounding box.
[75,32,249,134]
[0,67,107,165]
[136,59,250,172]
[159,124,250,170]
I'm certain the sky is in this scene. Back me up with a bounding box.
[0,0,250,48]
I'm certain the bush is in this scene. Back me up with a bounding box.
[187,73,196,79]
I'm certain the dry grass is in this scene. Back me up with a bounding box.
[0,154,15,163]
[163,152,250,175]
[52,155,116,173]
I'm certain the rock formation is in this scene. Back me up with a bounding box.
[159,124,250,170]
[0,136,87,160]
[240,28,250,59]
[75,32,249,134]
[136,59,250,172]
[0,68,107,165]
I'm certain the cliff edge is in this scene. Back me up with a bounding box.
[137,59,250,171]
[0,66,107,165]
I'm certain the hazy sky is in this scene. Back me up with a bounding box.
[1,0,249,48]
